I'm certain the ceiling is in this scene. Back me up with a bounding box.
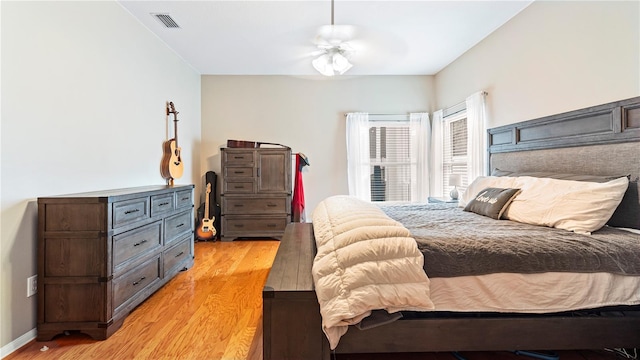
[118,1,534,76]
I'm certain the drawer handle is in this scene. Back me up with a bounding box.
[133,276,146,286]
[267,224,277,228]
[234,171,245,174]
[133,239,148,247]
[267,203,277,207]
[234,156,245,159]
[158,202,170,206]
[176,223,185,228]
[181,197,189,201]
[175,251,184,258]
[234,224,245,228]
[234,185,244,189]
[233,204,244,207]
[124,209,140,215]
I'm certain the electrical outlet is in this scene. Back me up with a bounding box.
[27,275,37,297]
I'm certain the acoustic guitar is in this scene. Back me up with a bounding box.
[160,102,184,180]
[195,183,216,240]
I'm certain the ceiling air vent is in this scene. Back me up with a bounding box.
[152,13,180,29]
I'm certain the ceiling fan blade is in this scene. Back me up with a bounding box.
[316,24,357,45]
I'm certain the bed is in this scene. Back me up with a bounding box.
[262,96,640,360]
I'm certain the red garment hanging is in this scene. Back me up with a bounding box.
[292,153,308,222]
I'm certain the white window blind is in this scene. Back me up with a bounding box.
[369,122,414,202]
[442,112,468,195]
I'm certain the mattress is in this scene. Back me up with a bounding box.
[380,202,640,313]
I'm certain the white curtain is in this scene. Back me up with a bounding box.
[410,112,431,202]
[430,109,444,197]
[346,112,371,201]
[466,91,488,182]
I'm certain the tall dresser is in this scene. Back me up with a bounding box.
[37,185,194,341]
[221,147,291,240]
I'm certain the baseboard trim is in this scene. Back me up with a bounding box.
[1,328,36,359]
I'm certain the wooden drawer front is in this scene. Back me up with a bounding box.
[164,210,192,244]
[224,217,288,233]
[223,197,287,215]
[176,189,193,209]
[225,167,254,178]
[163,237,191,276]
[224,181,254,194]
[224,151,254,164]
[113,256,160,310]
[113,197,149,228]
[150,194,174,216]
[113,221,162,270]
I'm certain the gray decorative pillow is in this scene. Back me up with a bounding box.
[463,187,521,220]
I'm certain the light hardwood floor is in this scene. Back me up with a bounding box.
[6,240,626,360]
[7,240,279,360]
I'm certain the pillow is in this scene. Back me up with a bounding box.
[492,168,639,230]
[503,176,629,234]
[607,178,640,229]
[463,187,521,220]
[459,176,518,208]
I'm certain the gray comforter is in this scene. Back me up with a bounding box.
[380,203,640,278]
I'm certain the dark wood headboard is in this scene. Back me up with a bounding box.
[488,96,640,153]
[487,96,640,180]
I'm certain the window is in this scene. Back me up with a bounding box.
[346,113,430,203]
[442,112,469,195]
[432,91,487,198]
[369,123,413,202]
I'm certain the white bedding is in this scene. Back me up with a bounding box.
[311,195,640,350]
[430,272,640,313]
[311,195,434,350]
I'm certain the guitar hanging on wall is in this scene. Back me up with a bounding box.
[160,101,184,181]
[195,183,216,241]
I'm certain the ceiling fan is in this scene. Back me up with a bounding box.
[311,0,357,76]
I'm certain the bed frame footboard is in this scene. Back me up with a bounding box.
[263,223,331,360]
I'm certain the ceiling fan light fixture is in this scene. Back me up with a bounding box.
[332,52,352,74]
[312,0,354,76]
[312,48,353,77]
[312,53,335,76]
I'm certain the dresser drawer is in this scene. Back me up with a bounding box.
[223,216,288,234]
[163,236,191,276]
[176,189,193,209]
[164,210,192,244]
[150,193,174,216]
[223,180,254,194]
[113,256,160,310]
[113,221,162,271]
[223,197,287,215]
[224,150,254,164]
[113,197,149,228]
[224,166,254,178]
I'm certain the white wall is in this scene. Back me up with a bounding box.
[0,1,200,354]
[201,75,434,214]
[435,0,640,128]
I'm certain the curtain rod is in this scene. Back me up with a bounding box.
[443,91,488,118]
[343,113,410,117]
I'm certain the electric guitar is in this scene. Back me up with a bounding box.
[160,101,184,180]
[195,183,216,240]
